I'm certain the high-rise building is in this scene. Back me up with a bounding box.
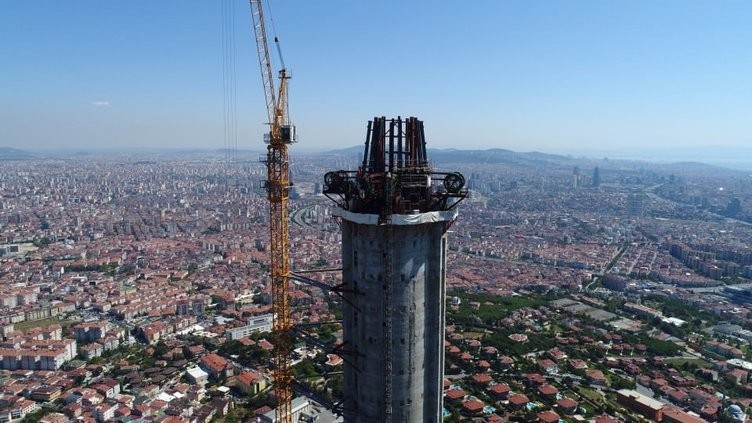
[592,166,601,187]
[627,193,644,217]
[324,117,467,422]
[728,197,742,216]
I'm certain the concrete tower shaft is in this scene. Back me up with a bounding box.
[324,117,467,422]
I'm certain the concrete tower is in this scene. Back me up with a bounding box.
[324,117,467,422]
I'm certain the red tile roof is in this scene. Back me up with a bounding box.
[538,384,559,396]
[557,397,578,410]
[538,410,561,423]
[472,373,493,385]
[445,388,466,401]
[487,383,510,396]
[508,394,529,406]
[662,407,707,423]
[462,399,485,413]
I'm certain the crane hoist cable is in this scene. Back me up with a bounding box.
[220,0,239,186]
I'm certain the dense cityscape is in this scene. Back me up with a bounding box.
[1,147,752,422]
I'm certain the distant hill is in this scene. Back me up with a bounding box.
[322,146,578,168]
[0,147,34,160]
[658,161,738,175]
[428,148,576,166]
[323,145,363,156]
[213,148,264,155]
[317,145,747,176]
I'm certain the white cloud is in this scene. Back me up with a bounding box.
[91,101,110,107]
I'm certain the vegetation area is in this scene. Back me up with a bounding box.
[218,340,271,368]
[20,410,47,423]
[66,262,119,275]
[663,357,711,370]
[483,331,557,358]
[654,297,718,325]
[292,358,322,381]
[623,332,683,356]
[447,291,548,328]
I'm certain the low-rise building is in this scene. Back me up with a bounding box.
[616,389,663,421]
[225,313,273,341]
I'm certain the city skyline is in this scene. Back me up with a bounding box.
[2,1,751,159]
[1,148,752,421]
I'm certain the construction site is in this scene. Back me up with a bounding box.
[247,1,467,422]
[324,117,467,422]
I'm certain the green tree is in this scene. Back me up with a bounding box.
[153,340,169,358]
[21,410,47,423]
[611,376,635,390]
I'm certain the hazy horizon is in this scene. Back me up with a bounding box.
[6,143,752,172]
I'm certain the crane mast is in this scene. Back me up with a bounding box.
[249,1,295,422]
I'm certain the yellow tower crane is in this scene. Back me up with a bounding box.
[248,1,295,422]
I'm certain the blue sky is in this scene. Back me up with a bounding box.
[2,1,751,157]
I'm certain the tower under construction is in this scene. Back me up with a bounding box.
[324,117,467,422]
